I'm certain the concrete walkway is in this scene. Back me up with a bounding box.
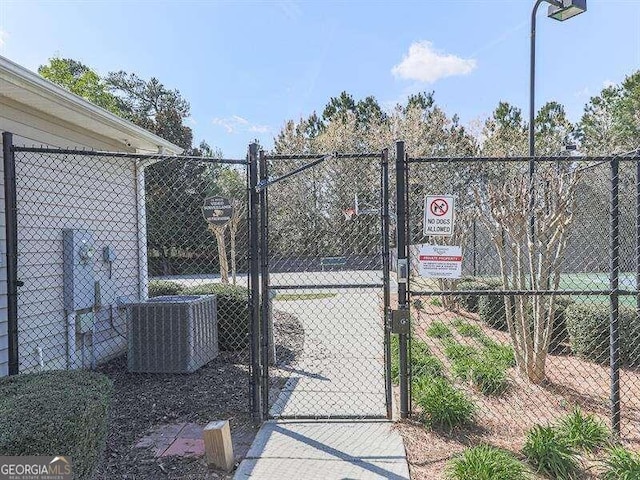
[233,420,409,480]
[269,282,387,418]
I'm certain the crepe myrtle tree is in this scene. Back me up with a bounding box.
[475,162,579,383]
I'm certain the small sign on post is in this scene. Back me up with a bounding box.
[424,195,455,237]
[418,244,462,279]
[202,197,234,225]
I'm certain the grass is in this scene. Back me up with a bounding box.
[275,292,337,301]
[522,425,580,480]
[426,321,453,339]
[601,445,640,480]
[452,318,484,338]
[556,408,609,452]
[413,376,476,431]
[430,297,443,307]
[445,445,529,480]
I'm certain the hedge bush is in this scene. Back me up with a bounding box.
[478,294,509,331]
[148,279,185,298]
[0,371,113,480]
[182,283,250,350]
[549,297,574,354]
[565,303,640,366]
[456,277,502,313]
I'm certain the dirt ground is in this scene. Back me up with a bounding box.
[397,302,640,480]
[94,310,303,480]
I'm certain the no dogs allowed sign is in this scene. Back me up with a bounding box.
[418,244,462,279]
[424,195,455,237]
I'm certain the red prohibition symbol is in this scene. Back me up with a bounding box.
[430,198,449,217]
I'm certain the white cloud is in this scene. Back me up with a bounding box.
[602,79,616,89]
[574,86,590,97]
[0,29,8,47]
[212,115,270,135]
[391,41,476,84]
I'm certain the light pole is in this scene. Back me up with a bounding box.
[529,0,586,235]
[529,0,587,159]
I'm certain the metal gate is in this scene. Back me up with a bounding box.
[248,145,392,420]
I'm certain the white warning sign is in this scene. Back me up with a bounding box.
[418,244,462,279]
[424,195,455,237]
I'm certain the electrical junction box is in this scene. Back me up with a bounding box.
[63,229,96,312]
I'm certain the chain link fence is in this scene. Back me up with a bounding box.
[259,151,392,419]
[399,153,640,452]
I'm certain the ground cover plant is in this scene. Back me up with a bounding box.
[413,376,476,431]
[426,320,454,339]
[601,445,640,480]
[556,408,609,452]
[522,425,580,480]
[445,445,528,480]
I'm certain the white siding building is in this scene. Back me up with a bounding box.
[0,55,182,376]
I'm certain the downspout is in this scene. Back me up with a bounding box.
[2,132,19,375]
[135,159,149,301]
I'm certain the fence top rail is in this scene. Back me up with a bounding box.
[11,146,248,165]
[265,152,382,160]
[409,289,639,296]
[407,154,640,164]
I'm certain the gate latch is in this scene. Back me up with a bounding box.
[391,309,411,334]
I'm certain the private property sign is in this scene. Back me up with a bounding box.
[418,244,462,279]
[423,195,455,237]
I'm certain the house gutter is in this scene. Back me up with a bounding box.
[2,132,19,375]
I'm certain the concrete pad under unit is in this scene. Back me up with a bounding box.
[234,421,409,480]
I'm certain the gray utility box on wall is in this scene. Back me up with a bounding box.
[127,295,218,373]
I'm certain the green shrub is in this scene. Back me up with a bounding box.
[391,337,444,383]
[426,321,453,339]
[430,297,443,307]
[602,445,640,480]
[556,408,609,452]
[182,283,250,350]
[0,371,113,480]
[456,278,503,313]
[446,445,528,480]
[549,297,574,354]
[148,279,185,297]
[478,295,509,331]
[522,425,580,480]
[413,376,476,431]
[565,303,640,366]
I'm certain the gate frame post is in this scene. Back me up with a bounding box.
[259,149,271,419]
[610,156,621,436]
[2,132,19,376]
[248,142,263,422]
[395,141,410,419]
[381,148,392,419]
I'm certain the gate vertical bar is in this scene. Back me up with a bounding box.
[381,148,392,419]
[2,132,19,375]
[610,157,621,435]
[248,142,262,422]
[259,150,271,419]
[395,141,409,418]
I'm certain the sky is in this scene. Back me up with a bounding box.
[1,0,640,157]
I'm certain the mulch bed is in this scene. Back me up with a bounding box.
[94,310,304,480]
[392,294,640,479]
